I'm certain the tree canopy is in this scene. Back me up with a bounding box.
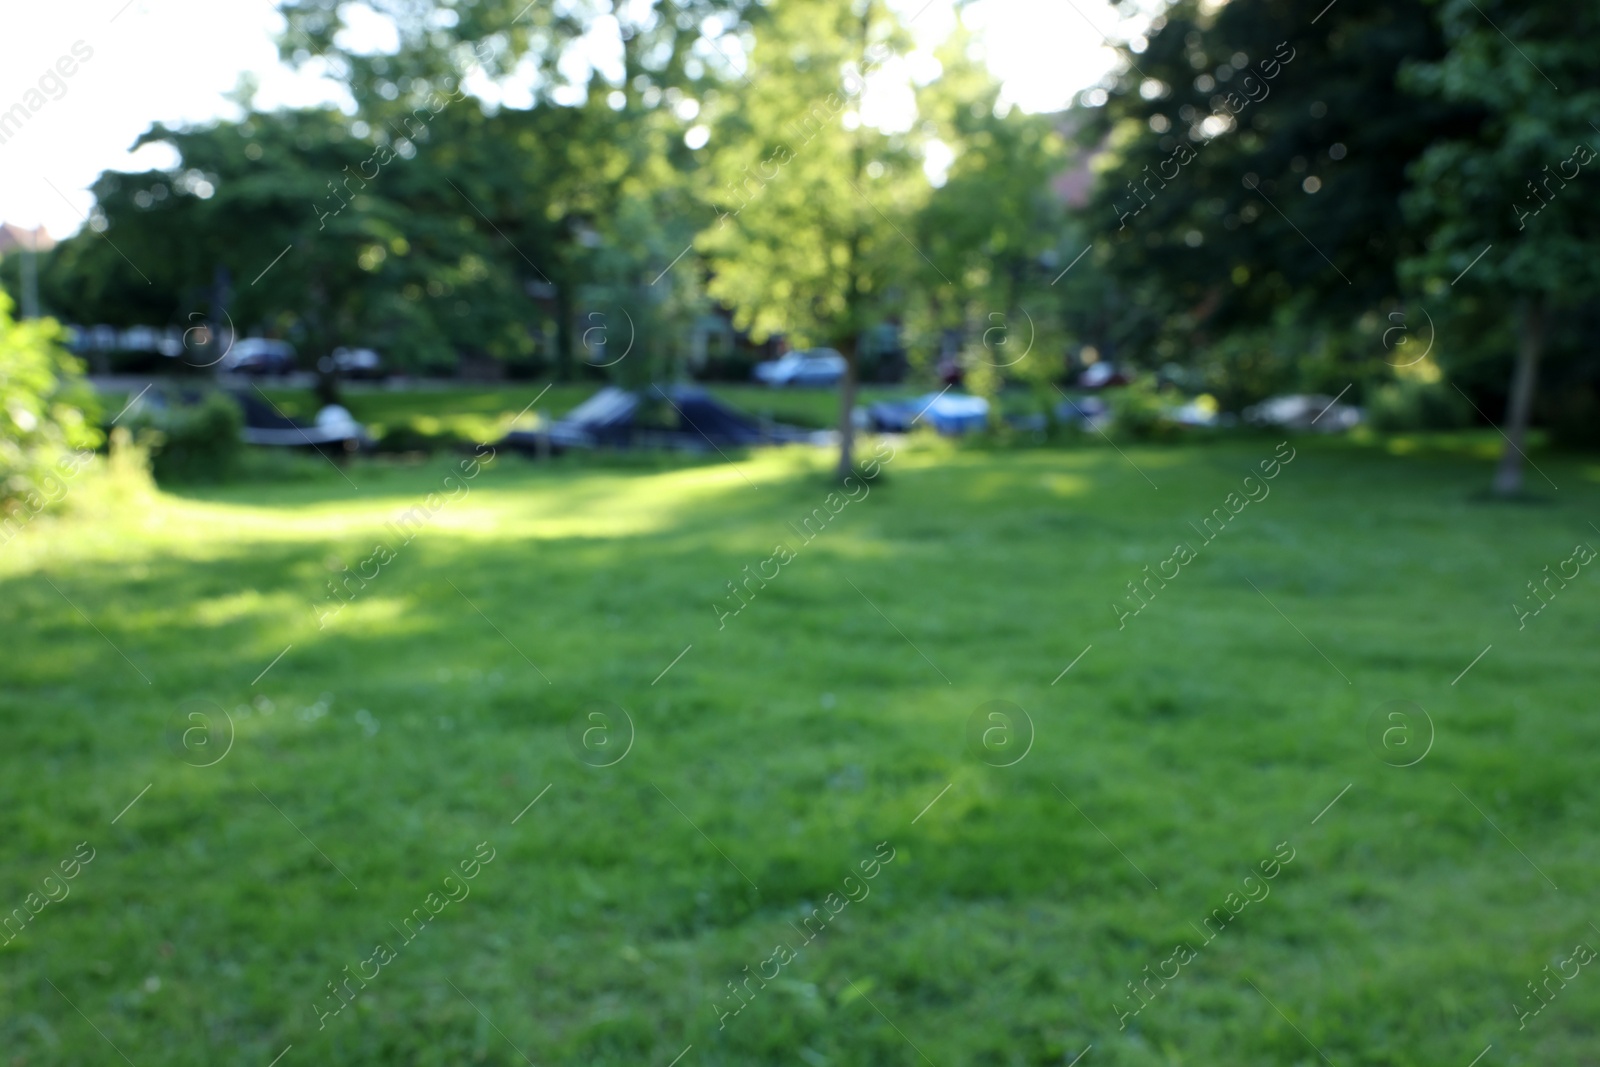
[7,0,1599,489]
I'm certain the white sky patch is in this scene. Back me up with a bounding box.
[462,52,543,112]
[953,0,1157,113]
[1,0,1136,236]
[554,12,626,105]
[905,50,944,87]
[923,138,955,187]
[0,0,349,235]
[124,141,183,173]
[329,3,400,55]
[859,54,920,135]
[332,4,401,55]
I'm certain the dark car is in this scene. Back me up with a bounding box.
[222,338,297,376]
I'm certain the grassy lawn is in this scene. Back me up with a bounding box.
[3,435,1598,1065]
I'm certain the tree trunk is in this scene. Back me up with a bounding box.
[554,281,574,382]
[19,245,40,320]
[837,5,869,481]
[314,358,343,408]
[837,334,858,478]
[307,277,342,407]
[1492,299,1545,497]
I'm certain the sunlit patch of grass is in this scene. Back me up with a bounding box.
[187,590,279,628]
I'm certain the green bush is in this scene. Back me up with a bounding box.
[1545,385,1600,449]
[373,423,468,453]
[133,392,245,483]
[1110,376,1180,441]
[1368,378,1472,432]
[0,294,101,506]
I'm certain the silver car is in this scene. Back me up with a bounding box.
[752,349,846,387]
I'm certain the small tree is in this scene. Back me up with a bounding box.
[1400,0,1600,495]
[696,0,924,476]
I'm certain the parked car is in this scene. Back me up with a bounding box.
[1076,362,1131,389]
[331,347,383,379]
[752,348,846,387]
[1244,393,1362,432]
[222,338,296,376]
[1171,394,1221,427]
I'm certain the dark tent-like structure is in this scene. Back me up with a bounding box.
[503,385,819,453]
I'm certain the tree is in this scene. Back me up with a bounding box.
[277,0,742,378]
[1400,0,1600,495]
[695,0,926,476]
[43,109,527,393]
[912,30,1073,400]
[1083,0,1473,403]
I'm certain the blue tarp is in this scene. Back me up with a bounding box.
[867,391,990,435]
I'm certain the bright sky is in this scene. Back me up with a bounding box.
[0,0,1144,238]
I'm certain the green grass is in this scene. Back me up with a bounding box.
[3,435,1599,1066]
[252,382,594,443]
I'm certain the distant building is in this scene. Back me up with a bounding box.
[0,223,54,256]
[1051,111,1101,210]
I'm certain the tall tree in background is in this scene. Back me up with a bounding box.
[278,0,741,377]
[913,28,1068,394]
[43,110,530,385]
[1400,0,1600,496]
[1083,0,1471,404]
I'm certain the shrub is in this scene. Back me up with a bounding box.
[374,423,467,453]
[1368,379,1472,432]
[132,392,245,483]
[1545,385,1600,450]
[0,293,101,506]
[1110,376,1180,441]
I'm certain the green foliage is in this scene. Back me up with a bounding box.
[1398,0,1600,489]
[34,0,726,381]
[696,0,922,349]
[0,294,101,503]
[1545,383,1600,450]
[372,422,466,455]
[1368,376,1473,432]
[1087,0,1466,348]
[1192,326,1299,413]
[127,392,245,484]
[911,28,1072,386]
[694,0,927,471]
[22,0,1600,443]
[273,0,727,381]
[1109,376,1181,441]
[1399,0,1600,302]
